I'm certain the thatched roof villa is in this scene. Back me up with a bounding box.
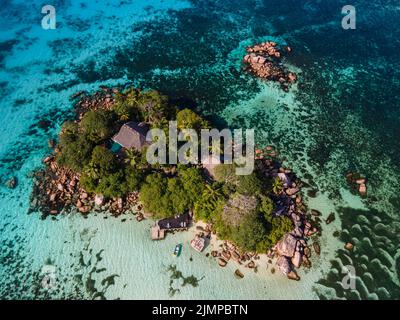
[112,121,149,150]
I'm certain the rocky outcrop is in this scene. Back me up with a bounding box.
[221,251,231,261]
[254,151,320,280]
[5,176,17,189]
[94,194,105,206]
[276,234,298,257]
[30,155,142,218]
[276,256,291,275]
[346,172,367,197]
[326,212,335,224]
[277,256,301,281]
[218,258,227,267]
[243,41,297,91]
[74,87,115,115]
[344,242,354,251]
[313,242,321,255]
[292,251,303,268]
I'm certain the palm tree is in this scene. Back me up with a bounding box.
[83,163,100,179]
[203,184,224,206]
[125,148,141,167]
[272,177,284,195]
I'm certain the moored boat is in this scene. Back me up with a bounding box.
[173,243,182,257]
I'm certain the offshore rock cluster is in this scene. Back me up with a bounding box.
[243,41,297,91]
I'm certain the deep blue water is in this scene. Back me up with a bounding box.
[0,0,399,299]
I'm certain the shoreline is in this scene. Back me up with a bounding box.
[187,219,278,277]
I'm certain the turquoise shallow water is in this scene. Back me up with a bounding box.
[0,0,399,299]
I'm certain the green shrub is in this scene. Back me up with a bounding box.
[231,215,267,252]
[178,166,205,205]
[177,108,209,131]
[81,110,114,143]
[79,146,118,194]
[89,146,117,177]
[167,178,189,214]
[193,184,225,221]
[139,173,170,218]
[272,177,284,195]
[58,121,79,148]
[125,167,145,192]
[236,173,263,196]
[113,88,141,121]
[80,171,97,193]
[137,90,174,123]
[140,168,205,219]
[213,164,237,184]
[96,170,127,198]
[57,135,94,172]
[266,215,293,243]
[259,195,275,219]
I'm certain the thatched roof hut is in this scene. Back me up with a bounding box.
[112,121,149,150]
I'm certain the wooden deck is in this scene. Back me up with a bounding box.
[157,212,191,230]
[150,212,191,240]
[151,225,165,240]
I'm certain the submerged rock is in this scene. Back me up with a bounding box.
[311,209,322,217]
[326,212,335,224]
[234,269,244,279]
[218,258,227,267]
[287,271,300,281]
[5,177,17,189]
[79,206,91,214]
[345,242,354,251]
[304,246,311,258]
[313,242,321,255]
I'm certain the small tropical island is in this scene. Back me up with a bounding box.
[30,83,322,282]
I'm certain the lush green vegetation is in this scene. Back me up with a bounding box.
[139,167,205,219]
[193,183,226,222]
[56,86,294,254]
[57,88,208,215]
[57,121,94,171]
[176,108,209,131]
[195,163,294,252]
[81,110,114,143]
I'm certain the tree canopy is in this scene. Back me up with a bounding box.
[140,167,206,219]
[81,110,114,143]
[177,108,209,131]
[57,134,94,172]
